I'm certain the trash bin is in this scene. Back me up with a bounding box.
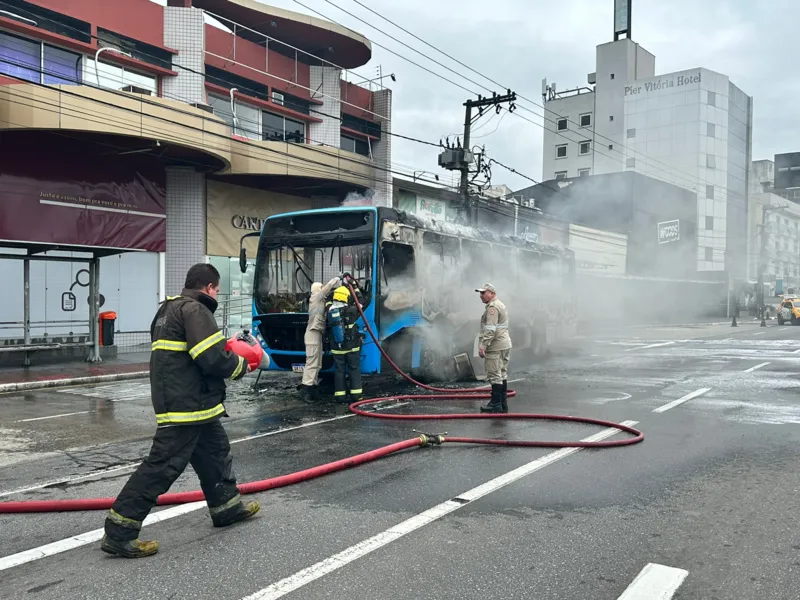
[99,311,117,346]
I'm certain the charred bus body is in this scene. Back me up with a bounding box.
[244,207,576,379]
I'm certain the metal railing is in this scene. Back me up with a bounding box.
[216,294,254,338]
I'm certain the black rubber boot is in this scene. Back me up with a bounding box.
[480,384,505,413]
[101,535,159,558]
[501,380,508,413]
[211,499,260,528]
[298,385,317,404]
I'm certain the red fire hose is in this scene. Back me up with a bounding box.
[0,280,642,514]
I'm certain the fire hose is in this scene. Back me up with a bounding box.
[0,280,642,514]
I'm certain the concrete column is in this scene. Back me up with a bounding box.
[309,66,342,148]
[165,167,207,295]
[371,88,393,207]
[163,6,206,105]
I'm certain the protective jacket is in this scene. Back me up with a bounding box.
[326,284,363,354]
[480,298,512,352]
[304,277,341,344]
[149,289,247,427]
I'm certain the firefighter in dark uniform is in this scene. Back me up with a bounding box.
[326,275,363,402]
[101,263,259,558]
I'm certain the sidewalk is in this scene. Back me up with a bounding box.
[0,351,149,393]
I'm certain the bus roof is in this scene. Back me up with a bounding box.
[265,206,379,221]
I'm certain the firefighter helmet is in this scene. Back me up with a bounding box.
[332,285,351,303]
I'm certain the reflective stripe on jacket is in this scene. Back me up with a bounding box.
[149,288,247,426]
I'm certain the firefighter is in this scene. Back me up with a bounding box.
[101,263,259,558]
[475,283,512,413]
[326,275,363,402]
[299,276,341,403]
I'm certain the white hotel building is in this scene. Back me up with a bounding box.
[540,31,753,277]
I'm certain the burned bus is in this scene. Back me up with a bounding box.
[240,206,576,379]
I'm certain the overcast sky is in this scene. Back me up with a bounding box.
[152,0,797,192]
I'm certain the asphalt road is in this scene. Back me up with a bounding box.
[1,320,799,599]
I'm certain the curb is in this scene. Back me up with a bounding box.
[0,370,149,394]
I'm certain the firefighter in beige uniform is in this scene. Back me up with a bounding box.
[299,276,341,402]
[476,283,512,413]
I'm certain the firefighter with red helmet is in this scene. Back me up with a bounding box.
[101,263,262,558]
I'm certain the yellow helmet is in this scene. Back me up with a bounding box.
[333,286,351,303]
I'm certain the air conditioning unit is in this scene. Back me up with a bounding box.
[272,91,285,106]
[120,85,152,96]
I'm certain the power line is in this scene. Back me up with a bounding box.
[312,0,747,208]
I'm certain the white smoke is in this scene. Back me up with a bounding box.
[342,190,375,206]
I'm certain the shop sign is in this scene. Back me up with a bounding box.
[657,219,680,244]
[418,198,446,219]
[231,215,265,231]
[625,72,702,96]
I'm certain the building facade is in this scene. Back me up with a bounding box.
[0,0,390,344]
[541,21,752,278]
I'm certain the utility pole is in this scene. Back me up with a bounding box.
[439,90,517,226]
[758,203,768,326]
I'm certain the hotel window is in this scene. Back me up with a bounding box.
[626,158,635,168]
[578,168,591,177]
[706,155,716,169]
[84,57,156,94]
[262,111,305,143]
[557,118,567,131]
[707,91,716,106]
[705,247,713,261]
[0,32,81,85]
[707,122,716,138]
[579,141,591,155]
[341,135,370,157]
[626,128,636,139]
[580,113,592,127]
[554,171,567,180]
[555,144,567,158]
[706,185,714,199]
[705,216,714,230]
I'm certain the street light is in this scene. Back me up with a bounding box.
[413,171,439,182]
[94,46,131,87]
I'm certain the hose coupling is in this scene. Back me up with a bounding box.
[416,431,447,446]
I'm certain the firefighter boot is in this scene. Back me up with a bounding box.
[101,535,160,558]
[211,499,260,528]
[298,385,317,404]
[480,384,505,413]
[501,380,509,413]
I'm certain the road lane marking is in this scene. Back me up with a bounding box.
[653,388,711,413]
[754,331,766,336]
[743,362,770,373]
[0,405,413,498]
[239,421,639,600]
[617,563,689,599]
[792,347,800,354]
[0,501,206,573]
[626,341,675,352]
[0,420,638,574]
[15,411,90,423]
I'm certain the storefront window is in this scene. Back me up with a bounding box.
[262,110,305,143]
[0,32,81,85]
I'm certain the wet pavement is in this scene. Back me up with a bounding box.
[1,321,799,599]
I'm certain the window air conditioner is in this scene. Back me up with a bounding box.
[272,91,285,106]
[120,85,152,96]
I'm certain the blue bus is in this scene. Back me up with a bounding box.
[239,206,576,380]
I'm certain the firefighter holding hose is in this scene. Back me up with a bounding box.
[299,276,342,403]
[327,274,364,402]
[100,264,261,558]
[476,283,512,413]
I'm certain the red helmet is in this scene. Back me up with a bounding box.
[225,330,270,371]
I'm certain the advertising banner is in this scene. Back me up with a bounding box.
[0,134,166,251]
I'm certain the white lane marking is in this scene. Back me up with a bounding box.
[0,501,206,572]
[626,341,675,352]
[617,563,689,600]
[754,331,766,336]
[792,347,800,354]
[743,362,770,373]
[239,421,639,600]
[653,388,711,413]
[15,411,90,423]
[0,405,415,499]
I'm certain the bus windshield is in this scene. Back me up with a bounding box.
[253,242,373,314]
